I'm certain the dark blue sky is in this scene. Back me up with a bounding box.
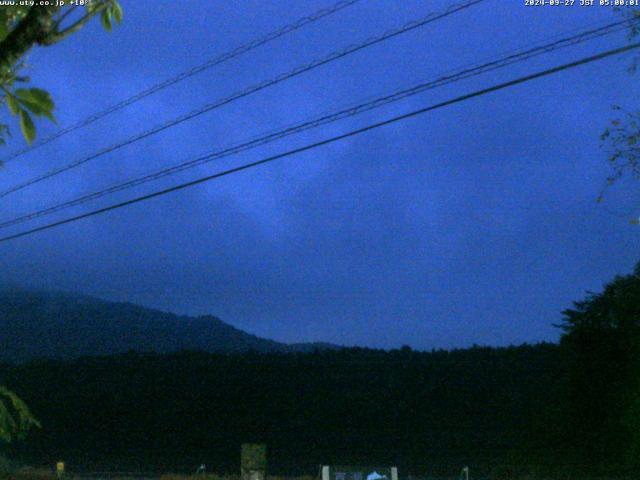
[1,0,638,349]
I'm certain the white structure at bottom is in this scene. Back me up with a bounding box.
[321,465,398,480]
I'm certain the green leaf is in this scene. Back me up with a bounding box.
[0,386,40,443]
[12,88,55,124]
[18,109,35,145]
[112,1,123,24]
[15,88,54,112]
[101,8,112,31]
[43,109,56,123]
[6,93,19,115]
[18,98,46,116]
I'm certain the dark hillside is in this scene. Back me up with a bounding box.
[0,289,332,361]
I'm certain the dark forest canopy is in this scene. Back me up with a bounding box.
[1,344,564,477]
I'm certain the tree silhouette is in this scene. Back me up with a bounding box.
[557,262,640,469]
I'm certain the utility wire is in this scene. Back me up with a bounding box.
[1,41,637,244]
[0,0,486,199]
[0,18,633,231]
[1,0,361,164]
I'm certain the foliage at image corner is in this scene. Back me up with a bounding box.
[0,0,123,150]
[599,6,640,214]
[0,386,40,444]
[0,71,55,149]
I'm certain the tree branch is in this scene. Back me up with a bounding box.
[0,2,110,73]
[42,2,110,45]
[0,6,59,74]
[52,5,79,31]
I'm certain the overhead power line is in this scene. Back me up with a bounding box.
[0,0,486,199]
[1,41,637,244]
[0,18,633,231]
[1,0,362,164]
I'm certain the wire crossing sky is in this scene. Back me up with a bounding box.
[2,41,637,243]
[0,0,362,164]
[0,17,633,231]
[0,0,486,199]
[2,0,638,350]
